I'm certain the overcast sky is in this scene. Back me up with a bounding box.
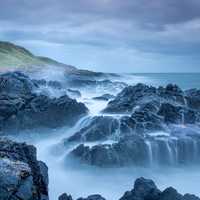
[0,0,200,72]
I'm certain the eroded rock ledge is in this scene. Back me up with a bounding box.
[0,71,88,133]
[58,177,200,200]
[0,139,48,200]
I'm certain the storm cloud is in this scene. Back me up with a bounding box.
[0,0,200,72]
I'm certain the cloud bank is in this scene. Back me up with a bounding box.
[0,0,200,72]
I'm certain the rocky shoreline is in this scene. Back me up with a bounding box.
[0,70,200,199]
[1,138,200,200]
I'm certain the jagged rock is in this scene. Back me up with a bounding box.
[66,75,127,92]
[120,110,165,135]
[32,79,47,86]
[0,94,88,133]
[69,135,200,167]
[58,193,73,200]
[0,72,88,133]
[0,139,48,200]
[77,194,106,200]
[66,116,119,143]
[158,103,183,124]
[103,83,187,114]
[185,89,200,110]
[119,177,200,200]
[67,89,81,98]
[103,83,157,113]
[69,136,150,167]
[58,194,106,200]
[93,94,115,101]
[0,71,38,96]
[48,80,62,89]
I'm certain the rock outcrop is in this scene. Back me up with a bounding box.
[66,84,200,167]
[58,178,200,200]
[69,133,200,167]
[66,116,119,143]
[58,194,106,200]
[119,177,200,200]
[0,71,88,133]
[0,139,48,200]
[93,94,115,101]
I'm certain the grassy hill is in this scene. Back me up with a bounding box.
[0,41,76,72]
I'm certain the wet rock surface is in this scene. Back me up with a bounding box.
[103,83,199,115]
[0,71,88,133]
[58,178,200,200]
[93,94,115,101]
[66,84,200,167]
[119,177,200,200]
[66,75,127,92]
[69,134,200,167]
[66,116,119,143]
[0,139,48,200]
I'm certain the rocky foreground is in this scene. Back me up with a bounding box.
[66,83,200,167]
[58,177,200,200]
[0,138,200,200]
[0,69,200,199]
[0,139,48,200]
[0,71,88,133]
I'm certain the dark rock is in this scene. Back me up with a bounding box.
[0,93,88,133]
[129,110,165,134]
[159,84,185,105]
[69,136,151,167]
[103,83,186,114]
[0,139,48,200]
[120,177,200,200]
[66,75,127,92]
[185,89,200,110]
[67,89,81,98]
[0,71,38,96]
[103,84,157,113]
[69,135,200,167]
[32,78,47,86]
[66,116,119,143]
[59,193,73,200]
[158,103,183,124]
[183,194,200,200]
[93,94,115,101]
[0,72,88,133]
[48,80,62,89]
[159,187,183,200]
[119,177,160,200]
[77,194,106,200]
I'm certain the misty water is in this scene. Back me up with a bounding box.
[11,73,200,200]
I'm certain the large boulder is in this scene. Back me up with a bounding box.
[69,136,150,167]
[93,94,115,101]
[58,194,106,200]
[77,195,106,200]
[69,135,200,167]
[102,83,187,114]
[0,71,38,96]
[103,84,158,113]
[119,177,200,200]
[66,116,119,143]
[0,139,48,200]
[58,193,73,200]
[0,94,88,133]
[185,89,200,110]
[0,71,88,133]
[120,110,165,135]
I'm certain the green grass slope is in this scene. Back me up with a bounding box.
[0,41,76,72]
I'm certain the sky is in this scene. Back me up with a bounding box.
[0,0,200,72]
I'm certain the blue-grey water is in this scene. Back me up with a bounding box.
[15,72,200,200]
[125,73,200,89]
